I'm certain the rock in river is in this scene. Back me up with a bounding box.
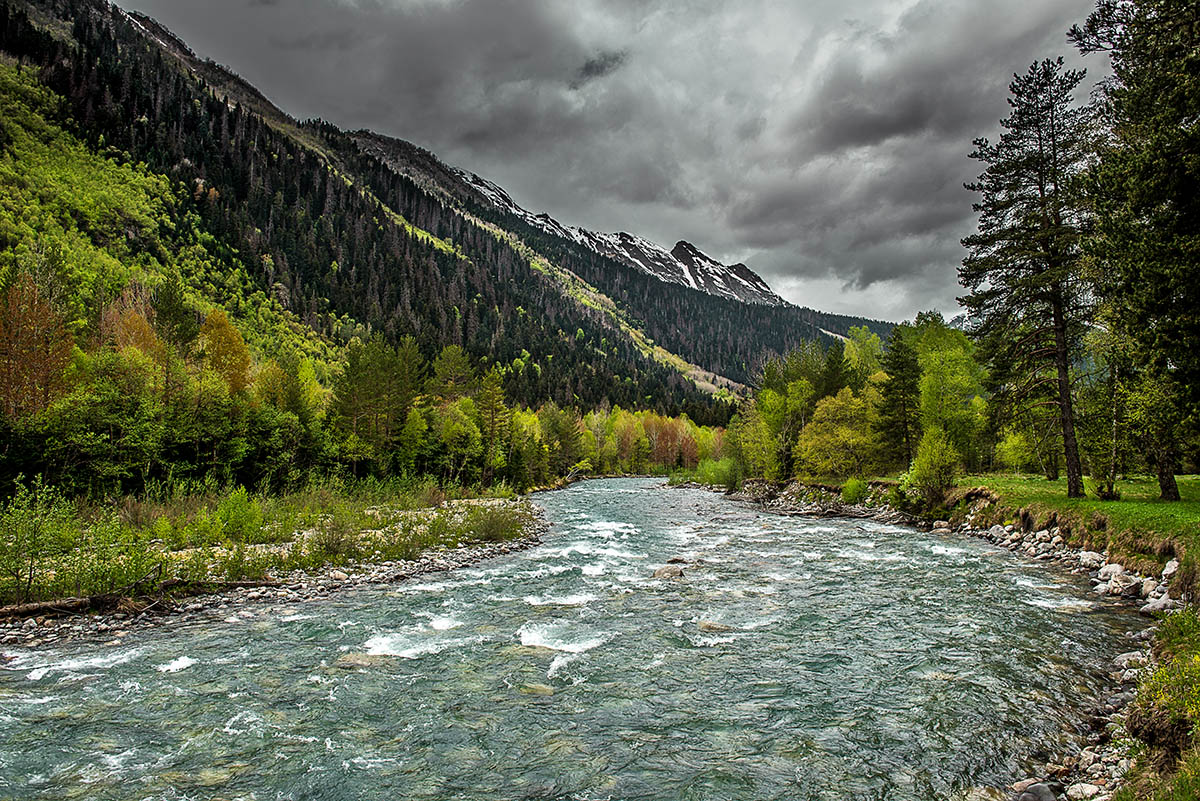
[653,565,684,579]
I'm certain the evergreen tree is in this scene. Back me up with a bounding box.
[475,367,511,484]
[876,325,921,466]
[960,58,1092,497]
[1071,1,1200,416]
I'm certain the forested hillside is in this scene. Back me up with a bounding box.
[0,0,889,415]
[0,0,735,417]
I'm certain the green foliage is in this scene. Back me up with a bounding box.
[695,457,743,492]
[793,387,882,479]
[907,427,959,508]
[1071,0,1200,418]
[841,477,868,505]
[995,431,1037,472]
[876,324,922,467]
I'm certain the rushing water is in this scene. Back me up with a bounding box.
[0,478,1139,801]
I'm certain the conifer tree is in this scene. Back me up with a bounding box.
[876,325,921,467]
[960,58,1092,497]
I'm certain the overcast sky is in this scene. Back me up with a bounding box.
[114,0,1102,322]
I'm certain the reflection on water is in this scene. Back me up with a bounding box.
[0,478,1137,800]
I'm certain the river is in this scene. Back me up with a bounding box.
[0,478,1139,800]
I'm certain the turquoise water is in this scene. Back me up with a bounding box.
[0,478,1136,800]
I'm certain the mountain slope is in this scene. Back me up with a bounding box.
[1,0,890,408]
[450,167,785,306]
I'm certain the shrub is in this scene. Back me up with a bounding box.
[695,457,743,492]
[906,427,959,508]
[841,478,868,505]
[216,486,265,543]
[0,477,80,604]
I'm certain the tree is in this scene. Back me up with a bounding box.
[428,345,477,401]
[0,274,73,420]
[793,387,882,478]
[199,309,250,394]
[475,367,511,483]
[960,58,1092,497]
[844,326,884,389]
[907,426,960,508]
[876,325,922,466]
[1071,1,1200,417]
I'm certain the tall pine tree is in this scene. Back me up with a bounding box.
[876,325,922,467]
[960,58,1092,498]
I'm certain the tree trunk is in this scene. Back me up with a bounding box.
[1051,294,1085,497]
[1156,454,1181,501]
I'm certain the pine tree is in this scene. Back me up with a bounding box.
[876,325,921,467]
[475,367,511,484]
[960,58,1092,498]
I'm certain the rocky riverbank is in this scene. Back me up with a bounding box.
[0,510,549,652]
[685,478,1179,801]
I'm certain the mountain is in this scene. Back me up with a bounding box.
[0,0,891,413]
[450,169,785,306]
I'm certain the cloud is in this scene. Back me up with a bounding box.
[113,0,1102,321]
[571,49,629,89]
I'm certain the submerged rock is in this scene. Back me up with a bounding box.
[520,683,555,696]
[697,620,732,633]
[1018,782,1063,801]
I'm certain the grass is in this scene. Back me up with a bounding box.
[960,474,1200,581]
[0,477,535,608]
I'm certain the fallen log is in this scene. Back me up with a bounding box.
[0,578,280,621]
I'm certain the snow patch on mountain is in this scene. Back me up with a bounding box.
[453,169,786,307]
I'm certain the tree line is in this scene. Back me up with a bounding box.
[721,0,1200,507]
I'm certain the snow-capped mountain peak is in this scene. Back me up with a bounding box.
[452,168,786,307]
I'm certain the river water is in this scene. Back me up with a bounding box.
[0,478,1138,800]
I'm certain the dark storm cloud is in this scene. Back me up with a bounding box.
[571,50,629,89]
[114,0,1103,320]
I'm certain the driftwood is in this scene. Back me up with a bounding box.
[0,576,280,621]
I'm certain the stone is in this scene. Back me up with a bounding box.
[653,565,684,579]
[1011,779,1041,793]
[666,556,689,564]
[1107,573,1142,597]
[1079,551,1105,569]
[520,683,555,696]
[1141,579,1158,598]
[1132,594,1180,613]
[1019,783,1063,801]
[329,570,349,581]
[1098,563,1125,581]
[1162,559,1180,581]
[1113,651,1146,670]
[698,620,732,633]
[1066,783,1100,800]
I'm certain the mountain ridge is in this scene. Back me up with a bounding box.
[1,0,892,409]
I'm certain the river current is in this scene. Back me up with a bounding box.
[0,478,1138,800]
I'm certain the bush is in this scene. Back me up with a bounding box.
[906,427,959,508]
[0,477,80,604]
[841,478,868,505]
[216,486,265,542]
[695,457,743,492]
